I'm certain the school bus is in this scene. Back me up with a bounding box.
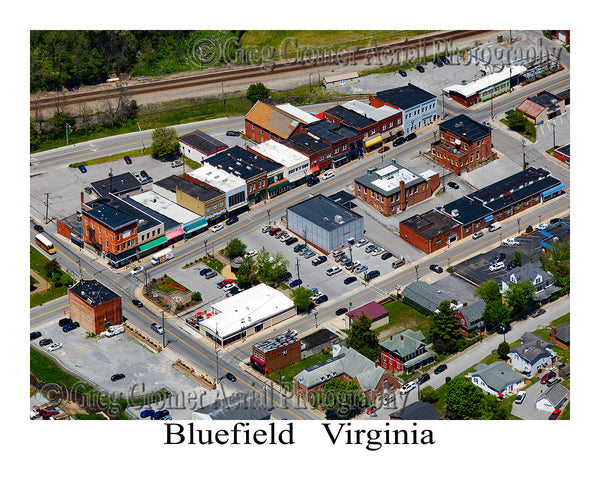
[35,234,56,254]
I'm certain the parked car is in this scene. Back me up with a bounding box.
[225,372,237,382]
[502,238,520,246]
[549,218,561,224]
[535,223,549,230]
[225,216,238,225]
[314,294,328,305]
[130,265,144,275]
[378,146,390,153]
[171,159,183,168]
[262,225,272,233]
[493,253,507,263]
[440,55,450,65]
[515,391,526,404]
[140,409,155,418]
[279,233,291,242]
[47,342,63,352]
[78,165,87,173]
[124,155,132,164]
[111,373,125,382]
[417,373,430,385]
[415,65,425,73]
[293,243,307,253]
[304,251,316,259]
[540,371,557,384]
[205,270,218,279]
[346,260,360,270]
[344,276,357,285]
[498,323,511,333]
[366,405,378,415]
[399,381,417,394]
[393,136,406,147]
[30,331,42,341]
[151,323,164,335]
[33,224,44,232]
[489,262,505,272]
[217,279,233,289]
[326,266,342,276]
[472,231,484,240]
[371,247,385,257]
[339,258,352,268]
[244,249,257,258]
[532,309,546,318]
[41,410,60,420]
[321,171,335,180]
[62,321,80,333]
[365,244,378,253]
[39,338,53,347]
[211,223,224,233]
[405,132,417,141]
[280,271,293,282]
[430,264,443,273]
[58,317,72,327]
[354,265,368,274]
[199,268,212,276]
[269,227,281,236]
[447,181,459,189]
[226,130,241,136]
[285,236,298,246]
[364,270,380,281]
[289,279,303,288]
[548,408,561,420]
[434,364,448,375]
[132,299,144,308]
[482,120,491,128]
[151,410,170,420]
[398,69,407,77]
[336,307,348,316]
[223,283,238,293]
[354,238,369,248]
[228,286,241,296]
[306,177,320,187]
[381,252,392,260]
[312,255,327,266]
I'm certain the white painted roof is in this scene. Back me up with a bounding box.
[342,99,399,121]
[187,164,246,192]
[276,103,320,125]
[249,140,310,167]
[130,191,201,224]
[202,284,295,338]
[420,169,437,180]
[443,65,527,97]
[371,166,421,192]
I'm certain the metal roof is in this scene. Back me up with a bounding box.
[287,194,363,232]
[178,129,228,155]
[375,83,436,110]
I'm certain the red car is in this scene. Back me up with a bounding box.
[41,410,59,420]
[548,408,561,420]
[217,279,233,289]
[378,146,390,153]
[540,371,557,384]
[269,227,281,236]
[366,406,378,416]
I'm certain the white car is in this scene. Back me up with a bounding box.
[371,247,385,257]
[130,265,144,275]
[399,381,416,395]
[515,391,526,404]
[502,238,520,246]
[211,223,224,233]
[346,260,360,270]
[321,171,335,180]
[535,223,549,230]
[245,249,257,257]
[326,266,342,276]
[489,262,505,271]
[279,233,291,242]
[47,342,63,352]
[354,238,369,248]
[222,283,237,292]
[105,325,125,337]
[262,225,272,233]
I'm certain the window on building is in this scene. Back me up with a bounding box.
[436,239,442,247]
[342,144,347,151]
[524,199,531,207]
[465,225,471,233]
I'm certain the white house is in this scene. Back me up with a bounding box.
[535,383,569,412]
[501,260,554,296]
[508,332,556,375]
[469,361,525,397]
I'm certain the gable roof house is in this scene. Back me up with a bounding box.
[455,299,486,335]
[293,345,400,403]
[401,281,452,315]
[244,101,319,145]
[508,332,556,375]
[535,383,569,412]
[550,322,570,349]
[379,329,436,374]
[469,361,525,397]
[500,260,557,302]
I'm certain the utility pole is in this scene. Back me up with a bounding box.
[66,123,71,145]
[137,122,144,155]
[44,192,50,224]
[552,122,556,152]
[490,94,493,119]
[221,82,225,108]
[415,265,419,281]
[215,323,220,384]
[296,258,300,281]
[314,311,318,328]
[161,311,166,348]
[522,139,526,170]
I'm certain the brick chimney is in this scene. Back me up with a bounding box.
[550,327,557,344]
[400,335,404,341]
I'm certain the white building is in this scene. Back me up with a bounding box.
[249,140,311,185]
[198,284,295,345]
[186,164,247,212]
[276,103,320,125]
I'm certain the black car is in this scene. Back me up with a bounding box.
[415,65,425,73]
[381,252,392,260]
[398,69,407,77]
[124,156,132,164]
[405,132,417,141]
[417,373,430,385]
[307,177,320,187]
[312,255,327,266]
[30,331,42,341]
[39,338,53,347]
[293,244,307,253]
[58,317,72,327]
[62,322,80,333]
[434,364,447,375]
[132,299,144,308]
[228,286,241,295]
[498,323,512,333]
[549,218,561,224]
[111,373,125,382]
[280,271,293,282]
[225,216,239,225]
[151,409,170,420]
[493,253,507,263]
[447,181,459,189]
[285,236,298,246]
[344,276,357,285]
[335,307,348,316]
[33,224,44,233]
[314,294,328,304]
[364,270,380,281]
[393,137,406,147]
[430,264,443,274]
[440,55,450,65]
[225,372,237,382]
[532,309,546,318]
[199,268,211,276]
[226,130,241,137]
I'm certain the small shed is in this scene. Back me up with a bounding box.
[347,301,390,329]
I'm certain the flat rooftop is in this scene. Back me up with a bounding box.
[84,194,162,232]
[276,103,320,125]
[401,210,461,239]
[438,114,490,142]
[128,191,201,225]
[187,164,246,191]
[355,163,425,196]
[69,279,120,306]
[178,129,227,155]
[90,172,140,197]
[287,194,363,232]
[253,331,299,353]
[249,139,310,167]
[342,99,399,122]
[375,83,436,110]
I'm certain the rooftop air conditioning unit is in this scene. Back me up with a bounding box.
[451,209,459,217]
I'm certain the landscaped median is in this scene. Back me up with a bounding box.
[30,245,74,308]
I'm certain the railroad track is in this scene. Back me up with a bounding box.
[30,30,494,111]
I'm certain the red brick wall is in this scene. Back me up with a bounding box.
[554,150,570,164]
[399,221,463,254]
[56,220,72,240]
[432,128,492,174]
[381,350,404,373]
[68,290,122,334]
[245,119,284,144]
[82,212,138,255]
[259,341,302,373]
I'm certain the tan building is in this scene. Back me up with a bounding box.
[175,182,226,220]
[68,279,122,335]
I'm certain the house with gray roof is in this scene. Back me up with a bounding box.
[469,361,525,397]
[380,329,436,374]
[389,401,442,420]
[535,383,569,412]
[550,322,570,349]
[508,332,556,375]
[501,260,557,301]
[192,395,270,421]
[293,346,400,402]
[401,281,452,314]
[455,299,486,335]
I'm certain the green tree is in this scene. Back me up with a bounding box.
[504,281,536,314]
[512,250,522,268]
[473,279,502,304]
[44,259,61,277]
[320,378,366,418]
[290,287,313,312]
[246,82,270,103]
[191,292,202,301]
[236,256,258,289]
[482,299,511,331]
[346,312,380,362]
[444,376,483,419]
[150,126,179,159]
[255,247,273,282]
[419,385,439,404]
[476,394,509,420]
[223,238,246,259]
[497,341,510,359]
[541,238,570,289]
[428,300,463,354]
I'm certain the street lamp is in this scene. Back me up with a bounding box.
[314,311,318,328]
[415,265,419,281]
[517,217,521,234]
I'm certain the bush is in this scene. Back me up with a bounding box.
[420,385,439,404]
[526,225,533,233]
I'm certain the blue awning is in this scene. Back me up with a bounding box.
[184,218,208,233]
[542,183,565,198]
[484,214,494,223]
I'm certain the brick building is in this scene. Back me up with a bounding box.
[399,210,462,254]
[430,114,492,174]
[68,279,122,334]
[379,329,436,374]
[553,144,570,164]
[250,331,301,374]
[244,101,319,144]
[354,161,439,215]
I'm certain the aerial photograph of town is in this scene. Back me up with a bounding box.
[23,11,587,472]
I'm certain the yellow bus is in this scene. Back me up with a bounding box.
[35,234,56,254]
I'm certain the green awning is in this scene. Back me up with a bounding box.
[268,180,290,192]
[184,218,208,233]
[138,235,168,252]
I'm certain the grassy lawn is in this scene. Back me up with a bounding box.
[151,276,189,294]
[267,351,333,391]
[377,299,431,337]
[30,246,73,308]
[203,255,224,273]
